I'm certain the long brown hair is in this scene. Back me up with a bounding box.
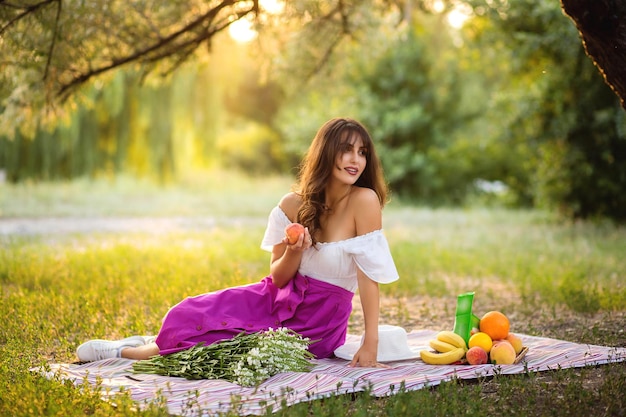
[294,118,389,242]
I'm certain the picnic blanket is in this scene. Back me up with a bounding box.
[36,330,626,416]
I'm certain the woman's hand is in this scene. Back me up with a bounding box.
[349,345,389,368]
[283,226,313,252]
[269,225,312,288]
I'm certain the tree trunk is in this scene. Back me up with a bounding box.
[561,0,626,110]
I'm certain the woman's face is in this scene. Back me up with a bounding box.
[332,134,368,186]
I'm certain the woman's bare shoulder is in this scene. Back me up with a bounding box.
[350,187,382,233]
[278,192,302,223]
[351,187,380,207]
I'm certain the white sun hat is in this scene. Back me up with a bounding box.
[334,325,422,362]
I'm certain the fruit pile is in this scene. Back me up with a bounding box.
[420,331,468,365]
[420,310,526,365]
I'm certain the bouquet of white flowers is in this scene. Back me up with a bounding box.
[132,328,315,386]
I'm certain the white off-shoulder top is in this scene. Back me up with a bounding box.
[261,206,399,293]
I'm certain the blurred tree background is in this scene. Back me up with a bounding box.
[1,0,625,222]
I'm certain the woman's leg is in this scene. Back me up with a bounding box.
[76,336,154,362]
[121,342,160,360]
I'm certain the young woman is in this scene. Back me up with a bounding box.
[77,117,399,368]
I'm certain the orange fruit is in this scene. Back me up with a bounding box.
[468,331,493,353]
[479,311,510,340]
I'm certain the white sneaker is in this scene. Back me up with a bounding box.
[141,335,157,345]
[76,336,146,362]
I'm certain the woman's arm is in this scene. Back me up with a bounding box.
[349,188,386,367]
[269,229,310,288]
[350,268,382,367]
[268,193,312,288]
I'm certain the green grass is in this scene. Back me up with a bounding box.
[0,170,293,218]
[1,174,625,416]
[385,207,626,312]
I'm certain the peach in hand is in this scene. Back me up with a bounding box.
[285,223,305,244]
[466,346,489,365]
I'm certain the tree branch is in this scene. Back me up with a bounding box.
[0,0,57,35]
[302,3,350,83]
[43,0,62,83]
[305,33,344,83]
[56,0,256,99]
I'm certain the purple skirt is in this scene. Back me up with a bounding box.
[155,273,354,358]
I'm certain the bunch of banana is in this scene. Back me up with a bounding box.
[419,331,468,365]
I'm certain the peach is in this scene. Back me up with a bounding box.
[466,346,489,365]
[490,340,516,365]
[285,223,305,244]
[505,333,524,355]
